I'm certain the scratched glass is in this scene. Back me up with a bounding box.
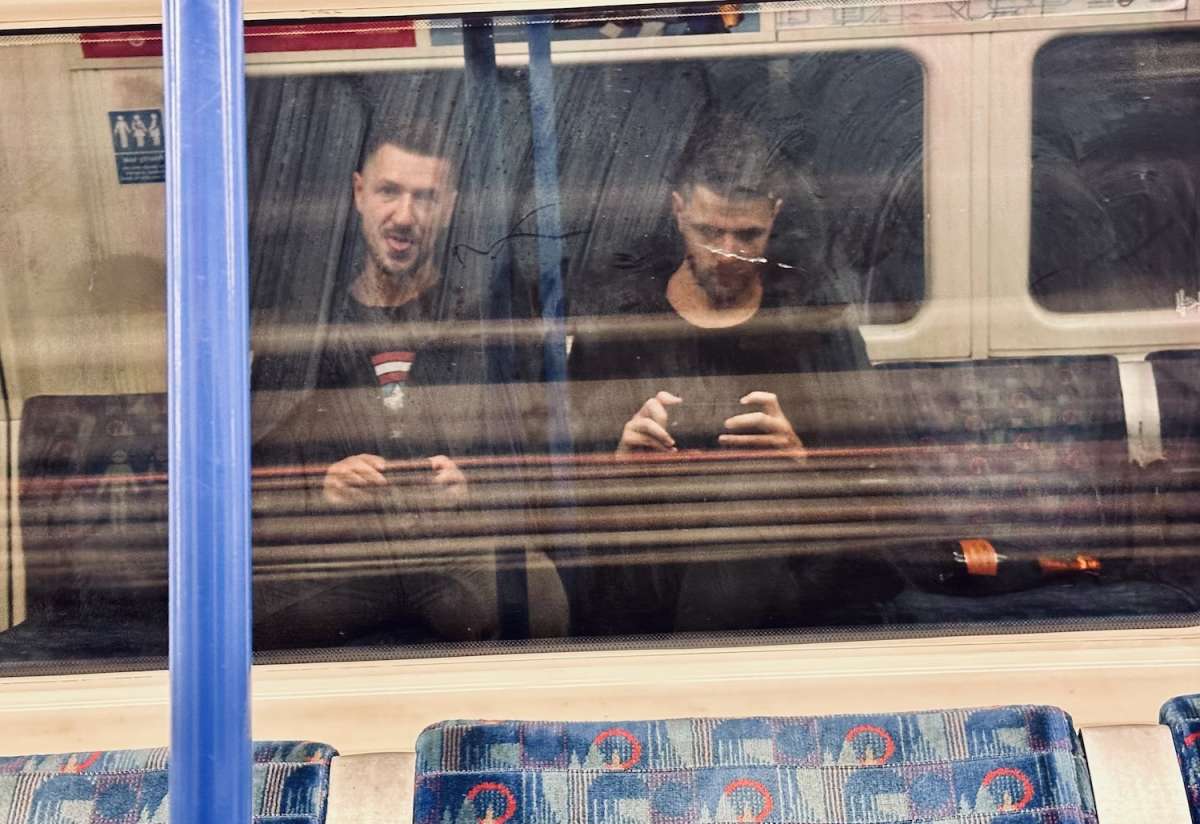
[244,21,939,655]
[2,10,1199,675]
[1031,30,1200,314]
[240,10,1197,660]
[0,29,169,674]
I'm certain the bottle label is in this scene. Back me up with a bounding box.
[959,539,999,576]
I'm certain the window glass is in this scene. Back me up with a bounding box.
[1031,30,1200,313]
[0,29,168,673]
[4,11,1198,676]
[242,10,1195,659]
[243,13,936,659]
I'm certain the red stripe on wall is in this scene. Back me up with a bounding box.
[82,21,415,59]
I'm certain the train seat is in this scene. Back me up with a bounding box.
[0,740,336,823]
[6,346,1195,655]
[18,394,169,632]
[1161,693,1200,822]
[875,356,1126,462]
[413,708,1097,823]
[1151,350,1200,456]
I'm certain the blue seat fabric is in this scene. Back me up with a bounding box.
[0,740,336,823]
[415,708,1097,823]
[1161,694,1200,824]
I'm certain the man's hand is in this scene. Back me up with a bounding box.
[718,391,805,454]
[617,391,682,454]
[429,454,468,508]
[324,453,469,508]
[323,453,389,506]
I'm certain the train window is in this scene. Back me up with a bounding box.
[242,10,1195,660]
[1031,29,1200,314]
[244,11,937,658]
[3,10,1199,676]
[0,29,169,673]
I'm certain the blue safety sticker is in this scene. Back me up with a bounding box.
[108,109,165,184]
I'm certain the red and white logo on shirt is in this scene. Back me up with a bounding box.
[372,351,414,412]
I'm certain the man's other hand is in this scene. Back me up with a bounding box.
[323,453,389,506]
[616,391,682,454]
[429,454,468,508]
[718,391,805,454]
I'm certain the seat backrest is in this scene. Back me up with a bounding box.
[873,356,1126,465]
[1151,350,1200,456]
[1161,694,1200,824]
[18,394,169,621]
[0,740,336,823]
[414,708,1096,823]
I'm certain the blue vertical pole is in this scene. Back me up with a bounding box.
[462,19,529,638]
[525,21,585,610]
[163,0,252,820]
[526,21,570,402]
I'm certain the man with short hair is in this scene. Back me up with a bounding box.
[255,119,499,647]
[568,115,892,634]
[317,122,467,508]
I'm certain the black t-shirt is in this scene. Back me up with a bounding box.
[568,275,878,452]
[252,288,497,648]
[564,270,898,636]
[296,289,486,468]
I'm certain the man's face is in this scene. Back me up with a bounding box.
[672,184,780,306]
[353,144,455,286]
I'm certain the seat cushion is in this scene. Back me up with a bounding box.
[0,740,336,823]
[415,708,1096,823]
[1161,694,1200,822]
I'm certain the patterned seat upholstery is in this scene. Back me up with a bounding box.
[414,708,1097,823]
[1161,694,1200,823]
[0,740,336,823]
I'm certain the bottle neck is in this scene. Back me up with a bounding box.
[1037,554,1102,574]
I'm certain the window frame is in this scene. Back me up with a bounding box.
[988,24,1200,358]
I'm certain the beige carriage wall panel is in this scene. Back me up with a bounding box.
[0,42,166,416]
[858,35,973,362]
[968,34,990,359]
[0,420,8,630]
[987,25,1200,357]
[773,6,1185,42]
[0,42,91,415]
[0,626,1197,755]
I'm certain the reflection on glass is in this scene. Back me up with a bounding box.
[1032,29,1200,313]
[0,29,169,672]
[2,11,1198,676]
[246,37,932,651]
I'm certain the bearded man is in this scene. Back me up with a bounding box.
[255,119,499,647]
[566,114,886,635]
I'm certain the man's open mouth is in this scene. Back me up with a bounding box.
[386,235,414,254]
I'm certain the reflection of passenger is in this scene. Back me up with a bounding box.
[568,115,891,634]
[573,115,870,457]
[320,124,465,509]
[256,120,497,646]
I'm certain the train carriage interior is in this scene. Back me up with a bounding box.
[0,0,1199,821]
